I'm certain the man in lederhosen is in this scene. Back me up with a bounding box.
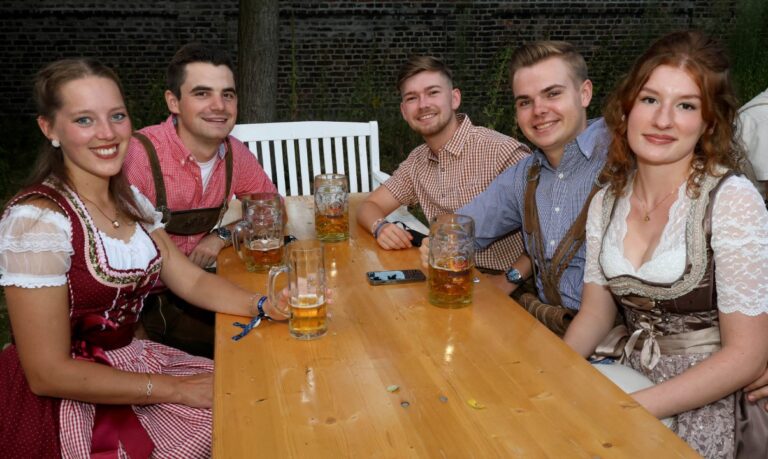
[124,44,277,357]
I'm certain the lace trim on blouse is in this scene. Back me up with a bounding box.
[585,174,768,316]
[0,187,164,288]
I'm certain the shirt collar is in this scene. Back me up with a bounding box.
[166,114,228,161]
[428,113,472,161]
[532,117,609,168]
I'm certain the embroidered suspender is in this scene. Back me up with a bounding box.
[132,132,234,235]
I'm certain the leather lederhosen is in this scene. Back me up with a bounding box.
[132,132,233,235]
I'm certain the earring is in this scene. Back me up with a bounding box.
[51,139,61,148]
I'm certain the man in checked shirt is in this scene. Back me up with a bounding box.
[421,41,610,335]
[357,55,531,274]
[124,44,277,357]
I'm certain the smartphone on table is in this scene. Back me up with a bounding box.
[367,269,426,286]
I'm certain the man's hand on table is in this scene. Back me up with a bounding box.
[376,223,413,250]
[189,233,226,268]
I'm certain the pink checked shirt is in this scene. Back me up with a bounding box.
[124,116,276,256]
[385,114,530,271]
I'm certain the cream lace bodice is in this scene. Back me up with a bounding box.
[584,175,768,316]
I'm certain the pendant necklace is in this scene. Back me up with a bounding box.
[80,194,120,228]
[634,183,678,223]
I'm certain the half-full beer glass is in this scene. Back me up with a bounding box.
[268,241,328,340]
[314,174,349,242]
[428,214,475,308]
[232,192,284,272]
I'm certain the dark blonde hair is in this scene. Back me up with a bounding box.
[601,30,738,197]
[27,58,150,223]
[396,55,454,94]
[508,40,588,88]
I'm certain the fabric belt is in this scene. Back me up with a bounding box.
[625,323,721,371]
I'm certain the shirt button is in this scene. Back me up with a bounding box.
[558,173,564,179]
[181,159,186,166]
[555,207,560,212]
[440,167,445,172]
[549,240,555,245]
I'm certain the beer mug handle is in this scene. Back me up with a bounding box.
[267,264,291,317]
[232,221,250,262]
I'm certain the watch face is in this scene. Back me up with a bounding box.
[217,227,231,239]
[506,268,522,284]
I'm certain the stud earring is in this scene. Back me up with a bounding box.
[51,139,61,148]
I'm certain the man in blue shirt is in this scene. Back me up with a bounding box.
[421,41,609,333]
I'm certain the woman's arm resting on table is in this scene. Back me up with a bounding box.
[632,311,768,419]
[6,285,212,408]
[563,282,617,358]
[151,227,287,319]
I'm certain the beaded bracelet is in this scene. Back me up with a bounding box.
[370,217,385,235]
[373,220,389,239]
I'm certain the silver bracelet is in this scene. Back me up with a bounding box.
[145,373,153,399]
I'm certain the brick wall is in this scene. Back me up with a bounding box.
[1,0,735,125]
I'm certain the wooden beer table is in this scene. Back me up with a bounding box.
[213,194,698,458]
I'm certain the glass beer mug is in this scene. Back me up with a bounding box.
[314,174,349,242]
[232,192,284,272]
[268,241,328,340]
[428,214,475,308]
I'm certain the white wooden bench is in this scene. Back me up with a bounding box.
[230,121,388,196]
[229,120,428,234]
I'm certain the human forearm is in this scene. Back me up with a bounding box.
[25,357,206,406]
[357,200,388,235]
[635,312,768,419]
[633,346,767,419]
[563,283,617,357]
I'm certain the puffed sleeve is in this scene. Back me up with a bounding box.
[131,186,164,233]
[583,187,608,285]
[0,205,73,288]
[711,175,768,315]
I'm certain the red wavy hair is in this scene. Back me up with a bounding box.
[601,30,739,197]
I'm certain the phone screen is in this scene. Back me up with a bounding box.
[367,269,426,285]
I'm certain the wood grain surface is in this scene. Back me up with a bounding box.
[213,194,699,458]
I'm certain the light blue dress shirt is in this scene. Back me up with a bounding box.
[458,118,610,310]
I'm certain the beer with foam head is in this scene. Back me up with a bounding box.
[243,238,284,272]
[428,257,473,307]
[314,174,349,242]
[428,214,475,308]
[289,293,327,339]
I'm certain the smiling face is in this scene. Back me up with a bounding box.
[399,70,461,145]
[512,57,592,162]
[37,76,132,184]
[627,65,707,169]
[165,62,237,158]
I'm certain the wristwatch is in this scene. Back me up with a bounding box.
[505,267,525,285]
[215,227,232,247]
